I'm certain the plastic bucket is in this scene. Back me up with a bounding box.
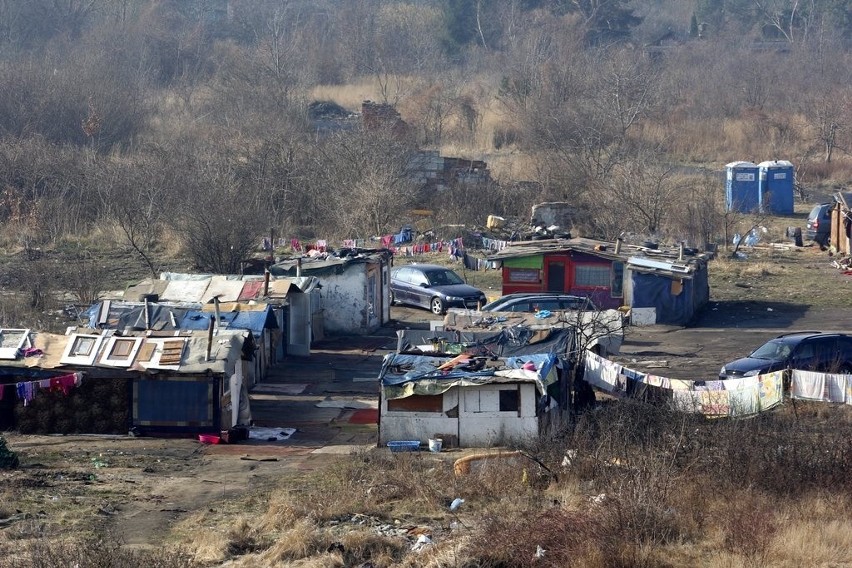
[428,438,443,453]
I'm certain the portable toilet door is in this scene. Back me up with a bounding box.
[725,161,760,212]
[758,160,795,215]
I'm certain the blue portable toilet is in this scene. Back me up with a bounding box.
[758,160,794,215]
[725,161,760,212]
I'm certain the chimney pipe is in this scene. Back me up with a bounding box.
[143,298,150,330]
[678,242,685,262]
[206,315,214,361]
[296,257,302,277]
[213,296,221,335]
[614,238,622,255]
[264,270,270,297]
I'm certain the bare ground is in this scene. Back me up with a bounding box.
[2,239,852,554]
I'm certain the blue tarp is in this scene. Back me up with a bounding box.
[630,271,705,325]
[84,302,278,337]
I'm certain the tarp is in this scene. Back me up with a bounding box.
[396,328,575,360]
[83,302,278,337]
[379,352,559,400]
[629,270,706,325]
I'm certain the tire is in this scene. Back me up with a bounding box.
[430,297,445,315]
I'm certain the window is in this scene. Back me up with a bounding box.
[507,268,540,283]
[110,338,135,358]
[61,334,104,365]
[410,271,429,286]
[574,265,611,287]
[101,336,144,367]
[499,389,519,412]
[387,394,443,412]
[611,261,624,298]
[71,336,96,356]
[394,268,412,283]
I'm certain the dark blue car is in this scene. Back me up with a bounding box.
[719,331,852,379]
[390,264,487,315]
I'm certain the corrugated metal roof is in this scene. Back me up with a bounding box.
[200,276,246,303]
[487,237,707,275]
[239,281,264,301]
[162,279,210,303]
[269,250,390,277]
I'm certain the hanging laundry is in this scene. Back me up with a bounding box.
[791,370,827,401]
[16,382,35,406]
[381,235,393,248]
[290,238,302,252]
[49,373,78,396]
[671,390,703,414]
[724,376,760,417]
[315,239,327,252]
[700,390,730,417]
[827,374,847,403]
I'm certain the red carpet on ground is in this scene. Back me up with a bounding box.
[349,408,378,424]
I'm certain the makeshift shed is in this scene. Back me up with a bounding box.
[626,257,710,325]
[269,249,392,335]
[84,300,277,385]
[487,238,711,325]
[378,352,561,447]
[0,328,252,437]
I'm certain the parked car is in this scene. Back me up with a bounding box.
[806,203,832,247]
[390,264,487,315]
[481,293,598,313]
[719,331,852,379]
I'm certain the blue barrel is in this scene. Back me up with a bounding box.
[758,160,794,215]
[725,161,760,212]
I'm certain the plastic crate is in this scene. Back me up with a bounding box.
[387,440,421,453]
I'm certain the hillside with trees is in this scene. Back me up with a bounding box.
[0,0,849,297]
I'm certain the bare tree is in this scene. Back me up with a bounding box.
[604,154,678,235]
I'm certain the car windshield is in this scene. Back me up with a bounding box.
[750,340,793,360]
[425,269,464,286]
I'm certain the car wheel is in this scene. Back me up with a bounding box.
[430,297,445,315]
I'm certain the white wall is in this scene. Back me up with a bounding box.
[459,384,538,447]
[380,389,459,444]
[320,269,371,334]
[380,384,541,447]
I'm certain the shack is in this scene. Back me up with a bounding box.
[487,237,710,326]
[379,326,575,447]
[378,351,561,448]
[0,328,252,437]
[269,249,392,335]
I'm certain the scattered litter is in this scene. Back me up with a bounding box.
[590,493,606,505]
[534,545,547,559]
[767,307,773,312]
[637,360,669,368]
[534,310,552,319]
[449,497,464,511]
[248,427,296,441]
[411,534,433,552]
[561,450,578,467]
